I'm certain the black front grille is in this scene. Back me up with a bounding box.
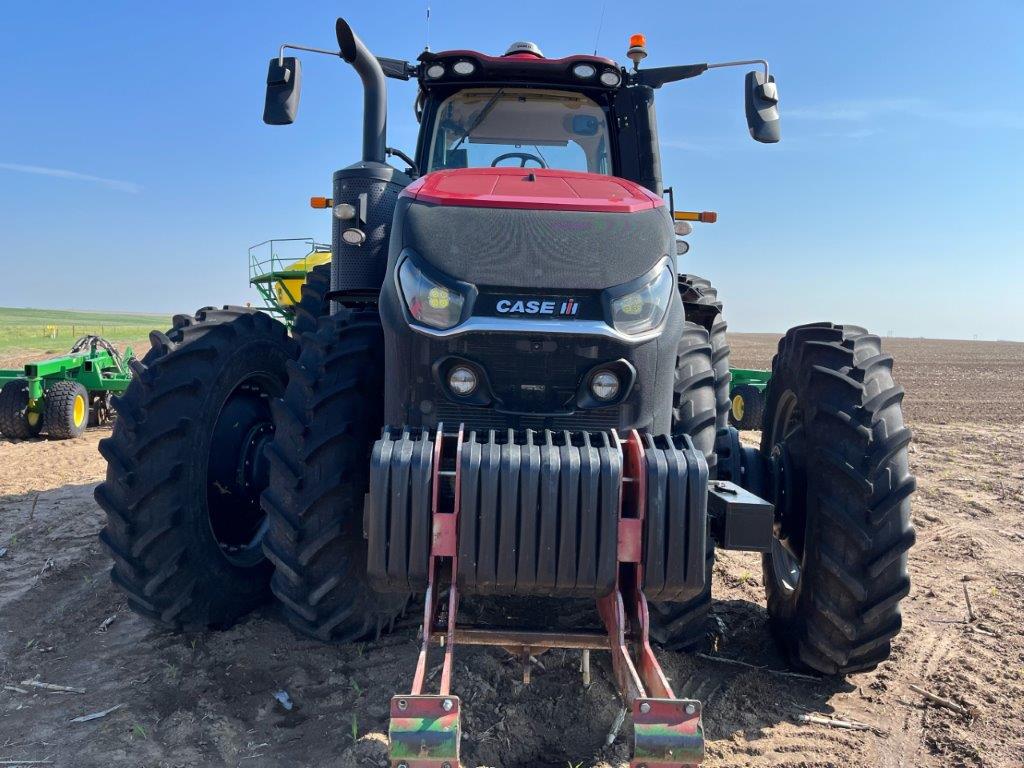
[447,334,597,413]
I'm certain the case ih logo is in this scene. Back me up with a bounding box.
[495,298,580,316]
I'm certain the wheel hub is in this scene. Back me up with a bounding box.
[768,442,803,593]
[765,390,809,597]
[206,383,275,567]
[731,393,745,421]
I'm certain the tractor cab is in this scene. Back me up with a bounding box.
[412,46,643,186]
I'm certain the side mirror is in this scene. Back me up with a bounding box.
[744,71,780,143]
[264,57,302,125]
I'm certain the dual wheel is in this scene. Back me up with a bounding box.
[96,274,915,675]
[0,379,92,440]
[651,277,915,674]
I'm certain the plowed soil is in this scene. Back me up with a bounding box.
[2,333,1022,768]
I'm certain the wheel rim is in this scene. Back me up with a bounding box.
[205,375,278,568]
[73,395,86,427]
[26,410,41,428]
[767,389,808,596]
[731,393,745,421]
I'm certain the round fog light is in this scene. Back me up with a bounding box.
[590,370,620,401]
[448,366,478,396]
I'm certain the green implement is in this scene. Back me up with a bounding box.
[248,238,330,326]
[728,368,771,430]
[0,336,134,440]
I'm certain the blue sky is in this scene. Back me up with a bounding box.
[2,1,1022,340]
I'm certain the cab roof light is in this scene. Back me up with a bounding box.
[310,196,333,209]
[627,33,648,69]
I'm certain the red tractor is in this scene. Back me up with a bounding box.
[96,18,915,766]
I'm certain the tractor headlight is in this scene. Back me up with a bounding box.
[398,258,465,330]
[609,267,674,335]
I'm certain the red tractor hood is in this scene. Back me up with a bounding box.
[401,167,664,213]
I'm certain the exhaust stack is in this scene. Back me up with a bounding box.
[336,18,387,165]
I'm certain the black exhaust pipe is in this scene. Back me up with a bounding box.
[336,18,386,165]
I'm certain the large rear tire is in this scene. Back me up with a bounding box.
[649,320,718,650]
[95,308,295,629]
[261,310,407,642]
[761,323,916,674]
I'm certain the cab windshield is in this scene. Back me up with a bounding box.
[427,88,611,174]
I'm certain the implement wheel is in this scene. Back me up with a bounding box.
[89,392,114,427]
[761,323,916,674]
[729,384,765,431]
[262,310,407,642]
[43,380,90,439]
[95,307,296,629]
[0,381,43,439]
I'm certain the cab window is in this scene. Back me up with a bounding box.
[428,88,611,174]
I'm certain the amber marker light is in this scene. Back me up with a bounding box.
[673,211,718,223]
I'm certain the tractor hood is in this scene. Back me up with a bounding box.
[391,168,673,290]
[401,167,663,213]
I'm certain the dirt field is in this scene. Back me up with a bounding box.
[2,333,1022,768]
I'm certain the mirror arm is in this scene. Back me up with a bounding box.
[707,58,770,78]
[277,44,416,81]
[635,59,769,89]
[278,43,341,65]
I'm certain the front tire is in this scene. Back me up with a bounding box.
[650,320,718,650]
[95,308,296,629]
[261,310,407,642]
[292,263,332,339]
[761,323,916,675]
[679,275,731,433]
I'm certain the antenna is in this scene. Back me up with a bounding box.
[593,0,607,55]
[424,3,431,52]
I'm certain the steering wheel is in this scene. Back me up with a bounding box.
[490,152,547,168]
